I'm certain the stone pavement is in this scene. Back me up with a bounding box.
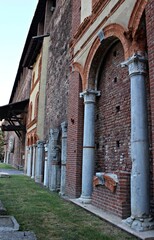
[0,232,37,240]
[71,199,154,240]
[0,169,24,175]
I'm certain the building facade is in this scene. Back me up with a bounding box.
[1,0,154,234]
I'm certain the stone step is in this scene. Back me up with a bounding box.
[0,216,19,231]
[0,231,37,240]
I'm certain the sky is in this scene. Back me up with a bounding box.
[0,1,38,106]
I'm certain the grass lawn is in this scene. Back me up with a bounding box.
[0,175,137,240]
[0,163,16,169]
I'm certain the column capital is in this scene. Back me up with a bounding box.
[49,128,59,141]
[80,89,101,103]
[121,53,147,76]
[37,140,45,148]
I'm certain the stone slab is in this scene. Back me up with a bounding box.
[0,200,7,215]
[0,173,10,178]
[0,216,19,231]
[0,231,37,240]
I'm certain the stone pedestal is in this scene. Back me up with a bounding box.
[47,129,60,191]
[59,122,67,196]
[121,53,154,231]
[79,89,100,203]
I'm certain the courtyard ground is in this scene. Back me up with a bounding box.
[0,166,137,240]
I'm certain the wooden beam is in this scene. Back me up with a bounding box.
[1,125,26,132]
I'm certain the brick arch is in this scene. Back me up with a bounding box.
[103,24,130,58]
[128,0,147,38]
[72,62,85,90]
[27,137,30,146]
[34,92,39,119]
[84,23,130,90]
[34,134,38,144]
[30,135,33,146]
[28,102,33,123]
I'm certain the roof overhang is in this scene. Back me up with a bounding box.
[0,99,29,138]
[23,34,50,68]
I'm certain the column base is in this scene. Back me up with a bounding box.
[35,175,42,183]
[59,191,65,196]
[122,216,154,232]
[78,196,92,204]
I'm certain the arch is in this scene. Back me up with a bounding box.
[27,137,30,146]
[34,92,39,119]
[30,135,33,146]
[84,23,130,90]
[34,134,38,144]
[28,102,32,123]
[72,62,85,90]
[128,0,147,38]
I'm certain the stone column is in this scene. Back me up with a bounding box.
[121,53,154,231]
[59,122,67,196]
[35,140,44,183]
[79,89,100,203]
[27,146,32,177]
[31,144,36,179]
[44,143,48,187]
[48,129,60,191]
[6,151,10,164]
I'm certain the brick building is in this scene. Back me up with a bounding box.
[1,0,154,234]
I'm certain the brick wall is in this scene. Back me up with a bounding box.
[65,0,83,198]
[71,0,81,37]
[146,0,154,215]
[95,41,131,173]
[92,171,131,218]
[66,71,84,198]
[92,41,131,218]
[44,0,72,137]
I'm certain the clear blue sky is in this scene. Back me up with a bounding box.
[0,1,38,106]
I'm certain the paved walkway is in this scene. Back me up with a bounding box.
[0,169,23,175]
[71,199,154,240]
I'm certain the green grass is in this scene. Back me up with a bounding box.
[0,163,16,169]
[0,175,137,240]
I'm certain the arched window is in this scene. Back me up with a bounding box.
[28,102,33,123]
[31,72,35,89]
[38,58,42,79]
[34,93,39,119]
